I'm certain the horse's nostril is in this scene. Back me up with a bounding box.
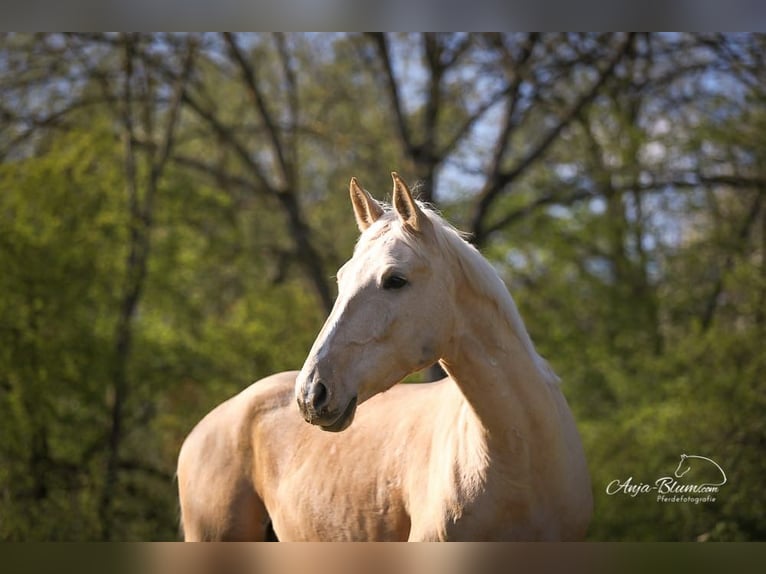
[310,381,328,412]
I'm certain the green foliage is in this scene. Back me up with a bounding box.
[0,33,764,542]
[0,111,324,540]
[0,118,124,539]
[497,97,766,540]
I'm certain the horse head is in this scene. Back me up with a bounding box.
[295,173,458,432]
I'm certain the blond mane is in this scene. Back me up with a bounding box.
[369,202,560,387]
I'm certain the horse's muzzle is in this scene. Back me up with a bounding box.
[296,375,358,432]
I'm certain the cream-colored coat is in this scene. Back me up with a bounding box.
[177,174,593,541]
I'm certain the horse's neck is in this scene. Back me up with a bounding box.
[439,277,559,456]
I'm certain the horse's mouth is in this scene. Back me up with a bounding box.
[320,396,358,433]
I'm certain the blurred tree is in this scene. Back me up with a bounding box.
[0,32,764,541]
[92,33,195,540]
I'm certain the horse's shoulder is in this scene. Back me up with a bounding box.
[240,370,299,407]
[222,371,300,435]
[181,371,297,455]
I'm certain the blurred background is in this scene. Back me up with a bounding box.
[0,32,764,541]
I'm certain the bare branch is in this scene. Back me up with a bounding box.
[440,34,539,161]
[368,33,415,157]
[130,38,273,195]
[471,33,636,245]
[423,33,443,159]
[0,95,119,159]
[172,74,275,194]
[622,175,766,192]
[101,32,140,540]
[441,33,473,69]
[483,188,596,237]
[481,174,766,240]
[149,36,196,195]
[482,34,541,191]
[274,33,299,171]
[223,32,292,188]
[702,188,765,331]
[140,38,333,313]
[169,153,261,195]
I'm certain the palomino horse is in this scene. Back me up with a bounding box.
[177,173,593,541]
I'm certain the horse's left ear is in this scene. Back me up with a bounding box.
[391,172,424,232]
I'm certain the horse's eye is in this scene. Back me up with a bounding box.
[382,275,408,290]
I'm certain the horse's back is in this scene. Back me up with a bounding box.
[177,371,298,541]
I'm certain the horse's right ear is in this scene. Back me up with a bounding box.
[350,177,384,232]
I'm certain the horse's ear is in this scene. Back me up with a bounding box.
[350,177,384,232]
[391,172,424,232]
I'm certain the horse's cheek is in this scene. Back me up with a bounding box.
[340,296,390,344]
